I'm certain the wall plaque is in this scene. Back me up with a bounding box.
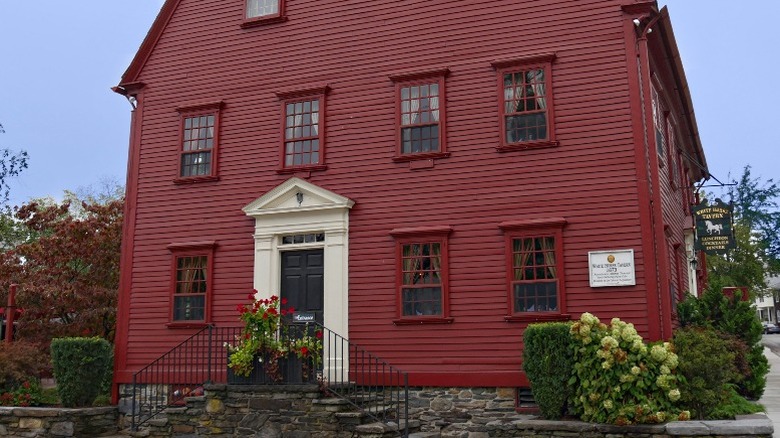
[588,249,636,287]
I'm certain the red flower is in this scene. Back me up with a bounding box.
[247,293,255,300]
[288,307,295,313]
[281,298,288,305]
[300,346,309,356]
[262,312,268,319]
[315,331,323,339]
[22,381,30,389]
[270,295,278,301]
[244,333,251,339]
[236,304,244,312]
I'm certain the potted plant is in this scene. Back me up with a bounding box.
[226,292,322,384]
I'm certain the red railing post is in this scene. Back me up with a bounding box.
[4,284,17,344]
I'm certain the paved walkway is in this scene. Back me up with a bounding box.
[760,347,780,438]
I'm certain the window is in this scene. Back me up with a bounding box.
[168,242,216,325]
[276,86,329,172]
[176,102,223,182]
[651,85,666,160]
[666,119,679,189]
[390,69,449,160]
[492,54,557,151]
[243,0,286,27]
[390,226,453,324]
[500,218,567,321]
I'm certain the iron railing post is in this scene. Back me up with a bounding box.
[131,374,137,431]
[404,373,409,438]
[207,324,213,383]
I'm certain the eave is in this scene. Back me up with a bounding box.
[653,6,709,182]
[114,0,180,91]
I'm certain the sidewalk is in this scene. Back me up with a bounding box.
[759,347,780,438]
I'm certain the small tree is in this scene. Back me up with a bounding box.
[522,322,574,419]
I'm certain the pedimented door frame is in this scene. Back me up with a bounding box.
[243,177,353,340]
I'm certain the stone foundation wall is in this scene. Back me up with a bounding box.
[0,406,117,437]
[126,385,772,438]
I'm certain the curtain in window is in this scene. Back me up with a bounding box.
[540,236,556,278]
[513,238,534,280]
[529,69,546,110]
[429,242,441,284]
[311,101,319,136]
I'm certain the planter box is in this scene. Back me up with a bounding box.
[227,352,317,385]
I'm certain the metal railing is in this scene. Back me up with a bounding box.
[129,321,409,437]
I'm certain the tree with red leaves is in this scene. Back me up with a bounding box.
[0,198,123,345]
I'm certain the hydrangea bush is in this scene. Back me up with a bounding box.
[569,313,689,424]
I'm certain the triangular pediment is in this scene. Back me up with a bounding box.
[243,177,354,217]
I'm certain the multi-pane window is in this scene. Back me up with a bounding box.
[391,70,448,158]
[400,83,441,154]
[400,242,443,316]
[176,102,222,180]
[181,114,215,177]
[173,255,208,321]
[502,68,549,143]
[281,233,325,245]
[284,98,321,167]
[493,55,557,150]
[652,85,665,158]
[247,0,280,18]
[510,236,559,313]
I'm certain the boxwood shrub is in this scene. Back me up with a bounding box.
[50,337,113,407]
[522,322,574,419]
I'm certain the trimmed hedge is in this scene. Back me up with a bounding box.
[522,322,574,419]
[50,337,113,407]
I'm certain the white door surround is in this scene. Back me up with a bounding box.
[243,177,354,340]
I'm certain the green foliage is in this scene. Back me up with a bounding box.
[522,322,574,420]
[673,327,740,419]
[50,337,113,407]
[676,288,768,399]
[707,387,765,419]
[0,379,43,407]
[569,313,688,425]
[702,166,780,292]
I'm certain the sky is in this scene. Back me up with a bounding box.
[0,1,777,207]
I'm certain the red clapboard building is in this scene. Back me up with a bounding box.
[113,0,707,391]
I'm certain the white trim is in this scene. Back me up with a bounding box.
[243,177,353,356]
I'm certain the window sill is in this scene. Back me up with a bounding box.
[174,175,220,185]
[240,15,288,28]
[392,152,450,163]
[504,313,571,323]
[166,322,209,329]
[393,317,454,326]
[276,164,327,175]
[496,140,558,152]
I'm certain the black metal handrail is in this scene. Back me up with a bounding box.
[129,321,409,437]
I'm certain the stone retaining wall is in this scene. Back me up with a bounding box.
[0,406,117,437]
[133,385,772,438]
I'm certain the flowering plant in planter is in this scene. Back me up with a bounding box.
[226,291,323,381]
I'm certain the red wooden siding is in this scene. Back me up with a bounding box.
[115,0,704,386]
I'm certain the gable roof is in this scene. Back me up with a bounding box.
[116,0,180,88]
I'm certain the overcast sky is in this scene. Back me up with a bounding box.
[0,1,776,207]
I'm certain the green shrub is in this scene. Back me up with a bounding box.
[569,313,688,425]
[673,327,740,419]
[677,288,768,399]
[522,322,574,419]
[707,387,765,419]
[50,337,113,407]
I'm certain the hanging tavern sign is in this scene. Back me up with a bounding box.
[692,199,735,254]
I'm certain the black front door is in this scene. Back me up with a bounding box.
[281,249,324,325]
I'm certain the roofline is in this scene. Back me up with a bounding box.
[655,6,709,181]
[116,0,180,89]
